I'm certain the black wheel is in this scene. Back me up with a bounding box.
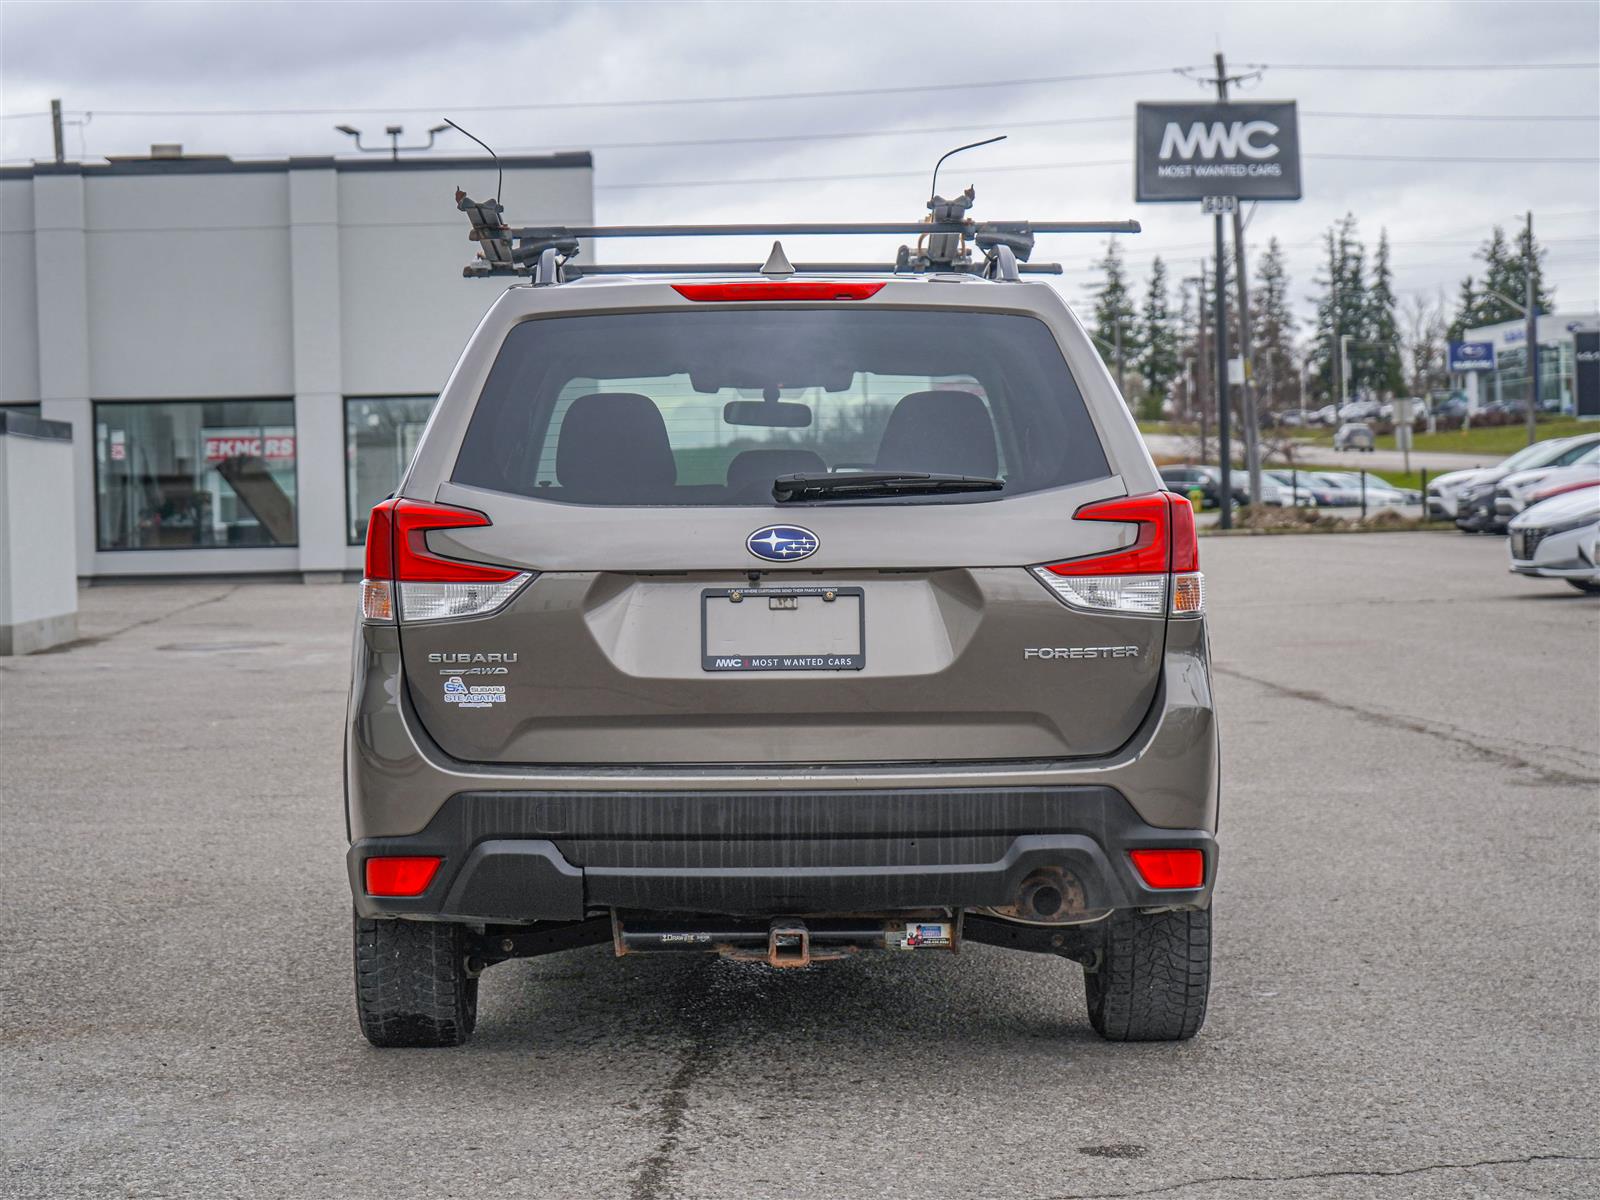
[1084,908,1211,1041]
[1568,578,1600,594]
[354,914,478,1047]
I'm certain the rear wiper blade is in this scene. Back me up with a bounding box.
[772,470,1004,502]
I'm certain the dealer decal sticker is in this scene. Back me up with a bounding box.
[443,676,506,708]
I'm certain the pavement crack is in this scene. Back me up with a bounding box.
[1036,1152,1600,1199]
[629,1027,715,1200]
[1214,664,1600,786]
[37,586,241,653]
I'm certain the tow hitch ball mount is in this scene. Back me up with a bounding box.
[610,911,962,966]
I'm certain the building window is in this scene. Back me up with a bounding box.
[95,399,297,550]
[345,396,437,544]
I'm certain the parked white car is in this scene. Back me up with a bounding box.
[1495,445,1600,521]
[1508,487,1600,593]
[1259,471,1318,507]
[1425,436,1590,521]
[1308,472,1412,509]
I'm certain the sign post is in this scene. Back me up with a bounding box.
[1135,91,1301,529]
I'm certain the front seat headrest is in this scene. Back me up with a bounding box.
[725,448,828,494]
[875,390,1000,478]
[555,392,676,502]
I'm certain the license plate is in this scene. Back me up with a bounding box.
[701,586,865,672]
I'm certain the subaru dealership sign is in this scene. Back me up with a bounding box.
[1135,101,1302,202]
[1448,341,1497,372]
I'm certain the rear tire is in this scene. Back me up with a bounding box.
[1567,579,1600,594]
[1084,908,1211,1041]
[354,914,478,1047]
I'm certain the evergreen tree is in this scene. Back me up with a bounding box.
[1446,224,1556,340]
[1139,256,1181,414]
[1364,230,1405,397]
[1307,214,1367,403]
[1446,275,1479,342]
[1250,237,1298,413]
[1089,240,1142,395]
[1474,227,1523,327]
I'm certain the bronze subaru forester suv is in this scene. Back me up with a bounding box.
[346,259,1218,1047]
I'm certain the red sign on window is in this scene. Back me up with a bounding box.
[202,430,296,464]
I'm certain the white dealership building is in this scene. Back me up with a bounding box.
[0,149,593,580]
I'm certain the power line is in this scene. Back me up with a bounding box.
[1254,61,1600,71]
[598,151,1599,190]
[6,68,1182,120]
[1313,152,1600,164]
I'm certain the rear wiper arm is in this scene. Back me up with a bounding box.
[773,470,1004,502]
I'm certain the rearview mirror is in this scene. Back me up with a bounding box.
[723,400,813,428]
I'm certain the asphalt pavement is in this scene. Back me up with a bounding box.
[2,533,1596,1199]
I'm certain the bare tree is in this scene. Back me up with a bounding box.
[1400,291,1450,401]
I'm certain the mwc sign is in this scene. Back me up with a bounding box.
[1135,101,1302,202]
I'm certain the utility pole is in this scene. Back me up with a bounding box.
[1193,266,1210,463]
[1340,334,1354,407]
[50,99,65,164]
[1214,52,1261,507]
[1214,210,1231,528]
[1524,210,1539,447]
[1329,243,1343,415]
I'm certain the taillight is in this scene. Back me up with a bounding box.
[360,498,532,623]
[365,855,442,897]
[671,281,885,302]
[1128,848,1205,890]
[1031,492,1204,617]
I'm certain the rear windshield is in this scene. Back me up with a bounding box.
[452,308,1109,506]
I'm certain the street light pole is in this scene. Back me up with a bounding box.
[1114,317,1124,399]
[1525,210,1539,447]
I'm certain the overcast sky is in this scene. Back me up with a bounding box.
[3,0,1597,327]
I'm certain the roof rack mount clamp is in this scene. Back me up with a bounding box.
[917,186,977,270]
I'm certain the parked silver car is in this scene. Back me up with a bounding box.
[1334,421,1376,452]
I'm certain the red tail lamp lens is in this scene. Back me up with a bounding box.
[365,856,443,897]
[1128,848,1205,890]
[1045,492,1175,576]
[362,498,520,584]
[672,281,885,302]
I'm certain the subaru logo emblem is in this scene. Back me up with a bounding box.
[746,525,819,563]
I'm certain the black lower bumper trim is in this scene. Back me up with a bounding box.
[348,787,1215,921]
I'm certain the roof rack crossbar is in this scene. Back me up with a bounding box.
[499,220,1139,240]
[563,261,1064,277]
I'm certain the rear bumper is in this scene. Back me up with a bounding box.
[349,787,1216,922]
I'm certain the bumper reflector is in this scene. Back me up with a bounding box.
[1128,848,1204,890]
[365,856,443,897]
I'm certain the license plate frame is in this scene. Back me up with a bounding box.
[700,585,865,672]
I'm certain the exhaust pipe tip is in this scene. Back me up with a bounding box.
[1019,879,1065,920]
